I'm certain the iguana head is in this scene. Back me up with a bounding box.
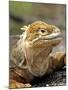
[21,21,62,48]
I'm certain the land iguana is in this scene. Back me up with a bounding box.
[9,21,66,88]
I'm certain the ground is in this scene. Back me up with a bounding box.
[31,66,66,87]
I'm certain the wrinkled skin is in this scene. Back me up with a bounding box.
[9,21,66,88]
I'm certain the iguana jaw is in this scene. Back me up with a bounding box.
[30,32,62,48]
[40,32,62,40]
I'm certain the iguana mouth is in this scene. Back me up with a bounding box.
[32,32,62,43]
[41,32,62,40]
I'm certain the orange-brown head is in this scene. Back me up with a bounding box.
[21,21,62,48]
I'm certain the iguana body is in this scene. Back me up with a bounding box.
[9,21,66,88]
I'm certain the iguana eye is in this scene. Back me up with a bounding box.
[40,29,45,33]
[39,29,48,35]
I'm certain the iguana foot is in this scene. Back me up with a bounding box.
[9,80,32,89]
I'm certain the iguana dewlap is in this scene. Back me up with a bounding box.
[10,21,66,88]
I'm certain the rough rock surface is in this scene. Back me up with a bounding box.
[31,66,66,87]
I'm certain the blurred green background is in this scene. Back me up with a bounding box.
[9,1,66,35]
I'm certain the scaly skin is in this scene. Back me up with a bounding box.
[9,21,66,88]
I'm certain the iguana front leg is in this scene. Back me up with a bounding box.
[9,67,32,89]
[48,52,66,74]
